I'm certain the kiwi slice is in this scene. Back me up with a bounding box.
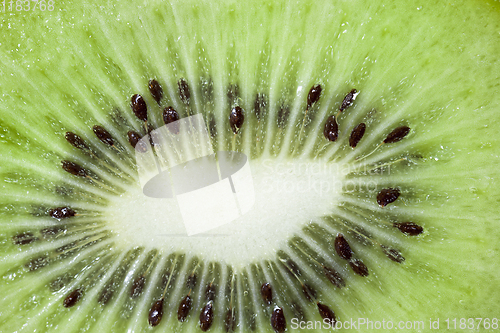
[1,0,499,332]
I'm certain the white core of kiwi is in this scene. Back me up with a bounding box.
[109,158,345,265]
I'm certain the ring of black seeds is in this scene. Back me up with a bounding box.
[11,78,425,333]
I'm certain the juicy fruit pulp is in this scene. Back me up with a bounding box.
[1,0,500,332]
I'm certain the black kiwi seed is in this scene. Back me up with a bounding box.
[63,288,82,308]
[323,266,345,288]
[302,283,317,302]
[254,93,267,120]
[186,273,197,289]
[178,78,191,105]
[334,233,353,260]
[225,308,236,332]
[163,106,180,125]
[49,207,76,219]
[26,256,49,271]
[130,276,146,298]
[65,132,89,150]
[349,123,366,148]
[323,115,338,142]
[93,125,114,146]
[339,89,358,112]
[131,94,148,122]
[383,126,411,144]
[277,104,290,128]
[271,307,286,333]
[381,246,405,263]
[377,188,401,207]
[317,302,336,324]
[177,295,193,322]
[307,84,322,109]
[148,79,163,104]
[205,283,217,302]
[229,106,245,134]
[393,222,424,236]
[199,302,214,332]
[127,131,141,149]
[12,232,38,245]
[349,259,369,277]
[261,282,273,305]
[148,298,164,327]
[62,161,88,177]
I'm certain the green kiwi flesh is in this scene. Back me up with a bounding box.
[0,0,499,332]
